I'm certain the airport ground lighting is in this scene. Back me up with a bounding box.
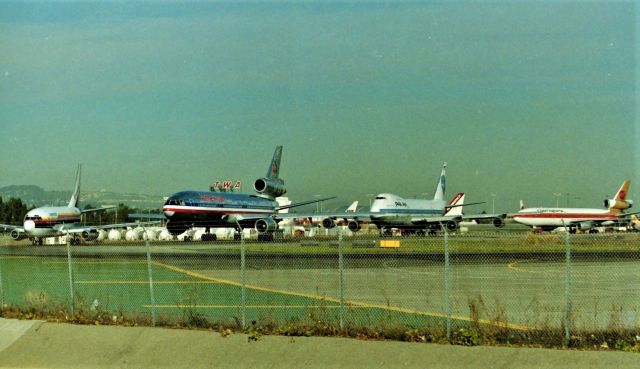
[491,193,496,214]
[553,192,562,207]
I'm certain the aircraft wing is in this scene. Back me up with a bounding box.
[277,211,375,221]
[461,213,507,221]
[128,213,167,220]
[61,221,162,234]
[0,224,23,232]
[459,213,508,227]
[275,196,336,212]
[81,206,117,214]
[409,215,462,226]
[617,211,640,218]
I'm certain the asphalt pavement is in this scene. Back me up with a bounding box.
[0,318,638,369]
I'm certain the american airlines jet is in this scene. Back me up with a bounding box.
[0,166,152,245]
[513,180,633,233]
[139,146,334,241]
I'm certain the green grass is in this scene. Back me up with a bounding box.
[2,232,639,255]
[237,233,640,255]
[0,256,486,331]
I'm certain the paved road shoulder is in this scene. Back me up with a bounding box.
[0,318,637,369]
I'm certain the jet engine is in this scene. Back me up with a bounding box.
[254,178,286,198]
[82,230,99,241]
[492,217,505,228]
[322,218,336,229]
[10,230,26,241]
[445,220,458,231]
[577,221,594,231]
[348,220,361,232]
[255,218,278,233]
[604,198,633,210]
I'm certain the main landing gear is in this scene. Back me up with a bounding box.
[201,229,217,242]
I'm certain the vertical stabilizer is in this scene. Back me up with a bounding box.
[266,145,283,179]
[346,201,359,212]
[605,180,632,212]
[614,180,630,202]
[67,164,81,208]
[444,193,465,216]
[433,162,447,201]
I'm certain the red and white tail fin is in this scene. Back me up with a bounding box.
[605,180,632,213]
[444,192,465,216]
[345,201,358,212]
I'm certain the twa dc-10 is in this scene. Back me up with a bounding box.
[0,166,154,245]
[513,180,634,233]
[135,145,333,241]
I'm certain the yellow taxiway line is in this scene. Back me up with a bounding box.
[151,260,533,332]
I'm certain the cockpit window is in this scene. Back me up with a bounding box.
[24,215,42,221]
[375,196,386,200]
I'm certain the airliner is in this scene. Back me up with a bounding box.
[293,201,359,228]
[0,166,151,245]
[151,145,334,241]
[513,180,633,233]
[320,163,506,236]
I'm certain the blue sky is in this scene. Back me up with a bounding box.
[0,2,636,212]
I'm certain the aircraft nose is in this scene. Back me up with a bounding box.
[24,220,35,232]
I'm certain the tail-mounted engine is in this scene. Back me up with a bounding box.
[254,178,286,198]
[10,230,26,241]
[255,218,278,233]
[604,198,633,210]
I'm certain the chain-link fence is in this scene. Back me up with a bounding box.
[1,226,638,347]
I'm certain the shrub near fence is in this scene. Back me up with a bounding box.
[0,229,639,350]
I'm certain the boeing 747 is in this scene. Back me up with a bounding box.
[320,163,506,236]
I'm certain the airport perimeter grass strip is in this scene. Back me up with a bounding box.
[152,260,533,332]
[0,256,533,331]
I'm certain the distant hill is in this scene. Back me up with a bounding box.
[0,185,163,209]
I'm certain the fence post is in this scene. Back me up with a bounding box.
[145,233,157,326]
[0,251,4,310]
[338,228,345,330]
[442,224,452,340]
[239,227,246,331]
[65,235,75,316]
[563,229,572,344]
